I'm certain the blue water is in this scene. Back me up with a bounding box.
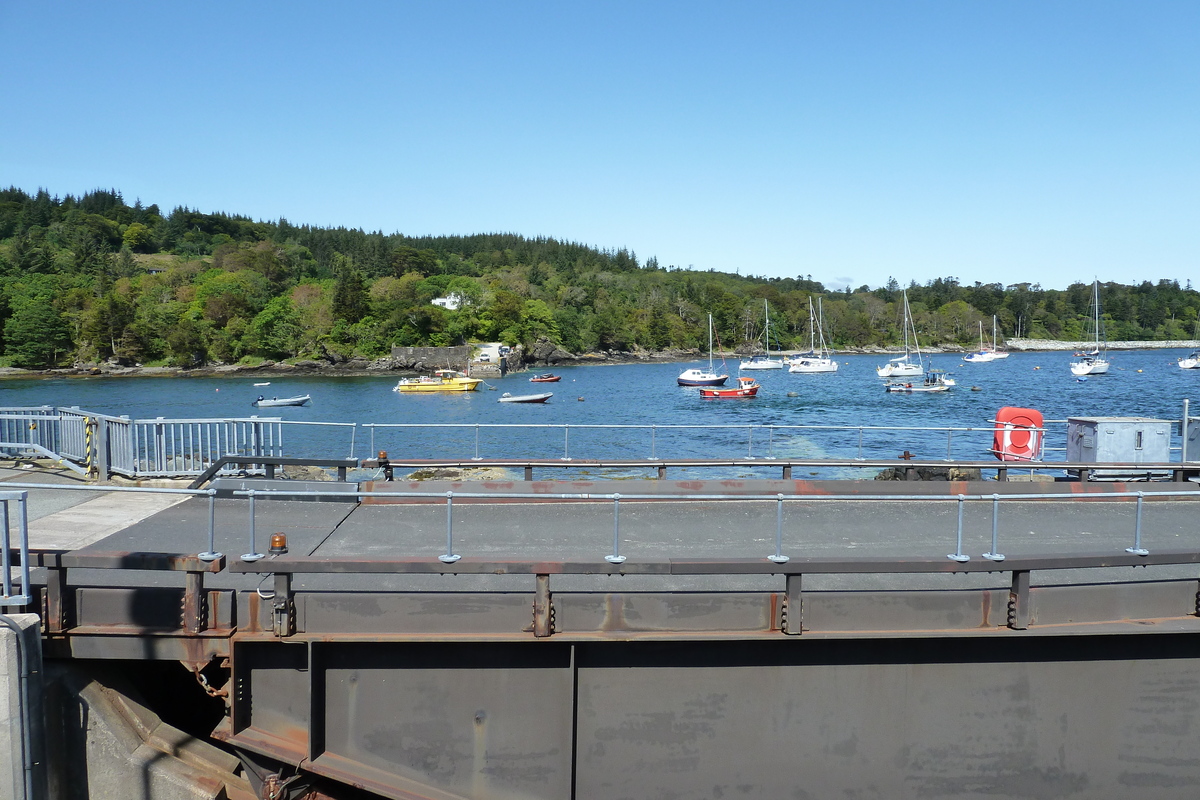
[0,350,1195,473]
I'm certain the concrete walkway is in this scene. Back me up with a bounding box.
[0,467,191,551]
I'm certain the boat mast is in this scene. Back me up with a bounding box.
[818,296,830,357]
[907,291,924,367]
[808,300,817,354]
[707,313,714,371]
[763,299,771,357]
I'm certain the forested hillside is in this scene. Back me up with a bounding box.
[0,186,1196,369]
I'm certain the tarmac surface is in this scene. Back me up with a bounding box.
[6,467,1200,594]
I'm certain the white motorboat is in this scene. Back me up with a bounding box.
[498,392,553,403]
[1179,351,1200,370]
[679,314,729,386]
[1069,281,1110,376]
[788,297,838,373]
[252,394,311,407]
[885,368,953,394]
[877,290,925,378]
[739,300,784,370]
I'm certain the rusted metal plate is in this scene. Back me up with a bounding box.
[572,638,1200,798]
[320,642,573,800]
[223,635,1200,800]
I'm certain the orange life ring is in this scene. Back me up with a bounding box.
[993,406,1043,461]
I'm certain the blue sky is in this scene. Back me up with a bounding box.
[1,1,1196,291]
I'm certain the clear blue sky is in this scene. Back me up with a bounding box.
[2,1,1196,291]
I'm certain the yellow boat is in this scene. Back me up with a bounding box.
[392,369,483,393]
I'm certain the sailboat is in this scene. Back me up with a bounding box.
[962,321,995,363]
[987,315,1009,359]
[876,290,925,378]
[1069,280,1110,376]
[1178,322,1200,369]
[678,314,729,386]
[739,299,784,370]
[787,297,838,373]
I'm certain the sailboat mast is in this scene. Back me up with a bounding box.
[818,297,829,356]
[808,300,817,353]
[707,314,714,371]
[764,299,770,355]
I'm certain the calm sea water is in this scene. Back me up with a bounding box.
[1,349,1196,474]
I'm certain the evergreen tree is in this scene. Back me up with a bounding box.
[4,296,71,367]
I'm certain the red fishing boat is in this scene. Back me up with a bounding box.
[529,373,561,383]
[700,376,760,398]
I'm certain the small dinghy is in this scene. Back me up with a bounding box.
[498,392,553,403]
[529,373,561,383]
[253,394,311,407]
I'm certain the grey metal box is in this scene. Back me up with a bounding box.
[1066,417,1171,477]
[1184,419,1200,462]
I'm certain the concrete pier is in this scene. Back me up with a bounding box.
[0,613,43,800]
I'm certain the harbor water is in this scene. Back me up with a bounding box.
[1,349,1197,475]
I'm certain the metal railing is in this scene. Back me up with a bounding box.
[0,408,357,478]
[1,404,1198,480]
[0,491,30,607]
[5,480,1195,571]
[363,421,1087,464]
[219,485,1194,566]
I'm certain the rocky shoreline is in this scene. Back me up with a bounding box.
[1,338,1195,380]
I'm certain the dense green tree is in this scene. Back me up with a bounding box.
[4,296,71,367]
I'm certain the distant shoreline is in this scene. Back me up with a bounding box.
[0,338,1195,380]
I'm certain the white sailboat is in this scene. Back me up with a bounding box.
[962,321,995,363]
[1070,280,1110,376]
[740,299,784,370]
[1178,323,1200,369]
[678,314,729,386]
[788,297,838,373]
[876,290,925,378]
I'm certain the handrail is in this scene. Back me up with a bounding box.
[359,455,1197,482]
[187,454,360,489]
[0,491,30,607]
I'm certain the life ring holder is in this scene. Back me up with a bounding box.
[991,407,1044,461]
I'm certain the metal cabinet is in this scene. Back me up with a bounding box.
[1066,416,1172,478]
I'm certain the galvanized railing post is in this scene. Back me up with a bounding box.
[439,491,461,563]
[0,493,31,606]
[945,430,953,460]
[562,425,571,461]
[948,494,970,562]
[746,426,754,459]
[768,426,775,459]
[1126,491,1149,556]
[473,424,481,461]
[648,425,656,460]
[857,427,864,460]
[768,493,789,563]
[199,488,222,561]
[1,497,11,600]
[1182,399,1190,464]
[242,489,264,561]
[983,493,1005,561]
[605,493,626,563]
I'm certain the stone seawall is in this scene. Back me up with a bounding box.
[389,345,472,369]
[1006,339,1200,352]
